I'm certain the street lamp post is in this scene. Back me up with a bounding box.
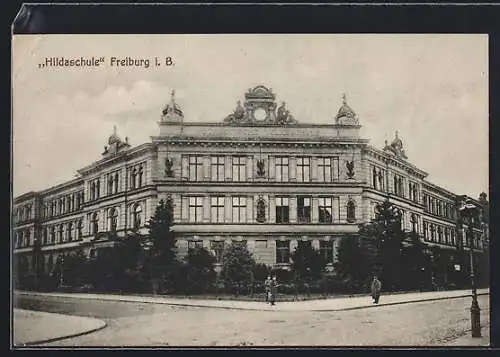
[458,199,481,338]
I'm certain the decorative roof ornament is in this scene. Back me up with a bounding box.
[103,125,130,156]
[161,89,184,122]
[108,125,120,145]
[335,93,359,125]
[223,85,297,126]
[383,130,408,159]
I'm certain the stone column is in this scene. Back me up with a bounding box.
[269,195,276,223]
[203,196,210,223]
[289,156,297,182]
[225,156,232,181]
[289,196,297,223]
[246,156,253,181]
[312,197,319,224]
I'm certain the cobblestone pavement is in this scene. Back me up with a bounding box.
[16,294,490,347]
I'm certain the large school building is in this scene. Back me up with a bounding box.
[13,85,488,278]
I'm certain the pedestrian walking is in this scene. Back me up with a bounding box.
[371,275,382,304]
[264,275,272,302]
[269,276,279,306]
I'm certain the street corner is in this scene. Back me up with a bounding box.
[13,308,107,346]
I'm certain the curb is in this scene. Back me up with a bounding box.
[16,291,489,312]
[16,318,107,347]
[313,292,490,312]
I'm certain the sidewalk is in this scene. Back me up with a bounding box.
[13,309,106,346]
[447,326,491,347]
[15,288,489,312]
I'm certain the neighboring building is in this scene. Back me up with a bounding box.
[12,85,488,279]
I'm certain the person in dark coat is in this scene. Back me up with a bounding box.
[371,275,382,304]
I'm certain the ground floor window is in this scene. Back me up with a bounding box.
[320,240,334,263]
[188,240,204,253]
[276,240,290,263]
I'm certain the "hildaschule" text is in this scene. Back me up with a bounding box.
[40,56,105,68]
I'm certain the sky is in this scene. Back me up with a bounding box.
[12,34,488,199]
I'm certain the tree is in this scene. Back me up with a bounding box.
[32,238,45,290]
[335,234,371,283]
[221,243,256,295]
[400,230,432,290]
[142,198,178,293]
[63,249,90,287]
[359,199,405,291]
[116,232,147,292]
[184,246,216,294]
[290,242,326,281]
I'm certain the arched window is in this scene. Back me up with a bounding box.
[114,172,119,193]
[133,204,142,230]
[92,212,99,235]
[131,169,137,189]
[430,224,436,241]
[58,225,64,243]
[372,167,377,189]
[96,179,100,198]
[346,200,356,223]
[108,208,118,232]
[67,222,73,241]
[108,176,114,195]
[138,166,143,187]
[77,220,83,239]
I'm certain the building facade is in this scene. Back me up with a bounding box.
[13,85,488,278]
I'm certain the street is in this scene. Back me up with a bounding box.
[14,293,490,346]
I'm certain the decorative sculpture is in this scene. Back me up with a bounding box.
[256,196,266,223]
[256,159,266,177]
[276,101,296,124]
[224,100,248,124]
[346,160,355,179]
[165,157,174,177]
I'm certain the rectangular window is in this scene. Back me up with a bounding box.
[189,155,204,181]
[188,197,204,223]
[210,196,225,223]
[276,196,290,223]
[210,241,224,263]
[451,229,456,246]
[275,157,289,182]
[276,240,290,263]
[318,197,333,223]
[188,240,204,252]
[297,196,311,223]
[317,157,332,182]
[211,156,225,181]
[320,240,334,263]
[232,156,246,182]
[256,240,268,249]
[296,157,311,182]
[232,196,247,223]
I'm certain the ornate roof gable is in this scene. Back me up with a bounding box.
[383,130,408,160]
[223,85,298,126]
